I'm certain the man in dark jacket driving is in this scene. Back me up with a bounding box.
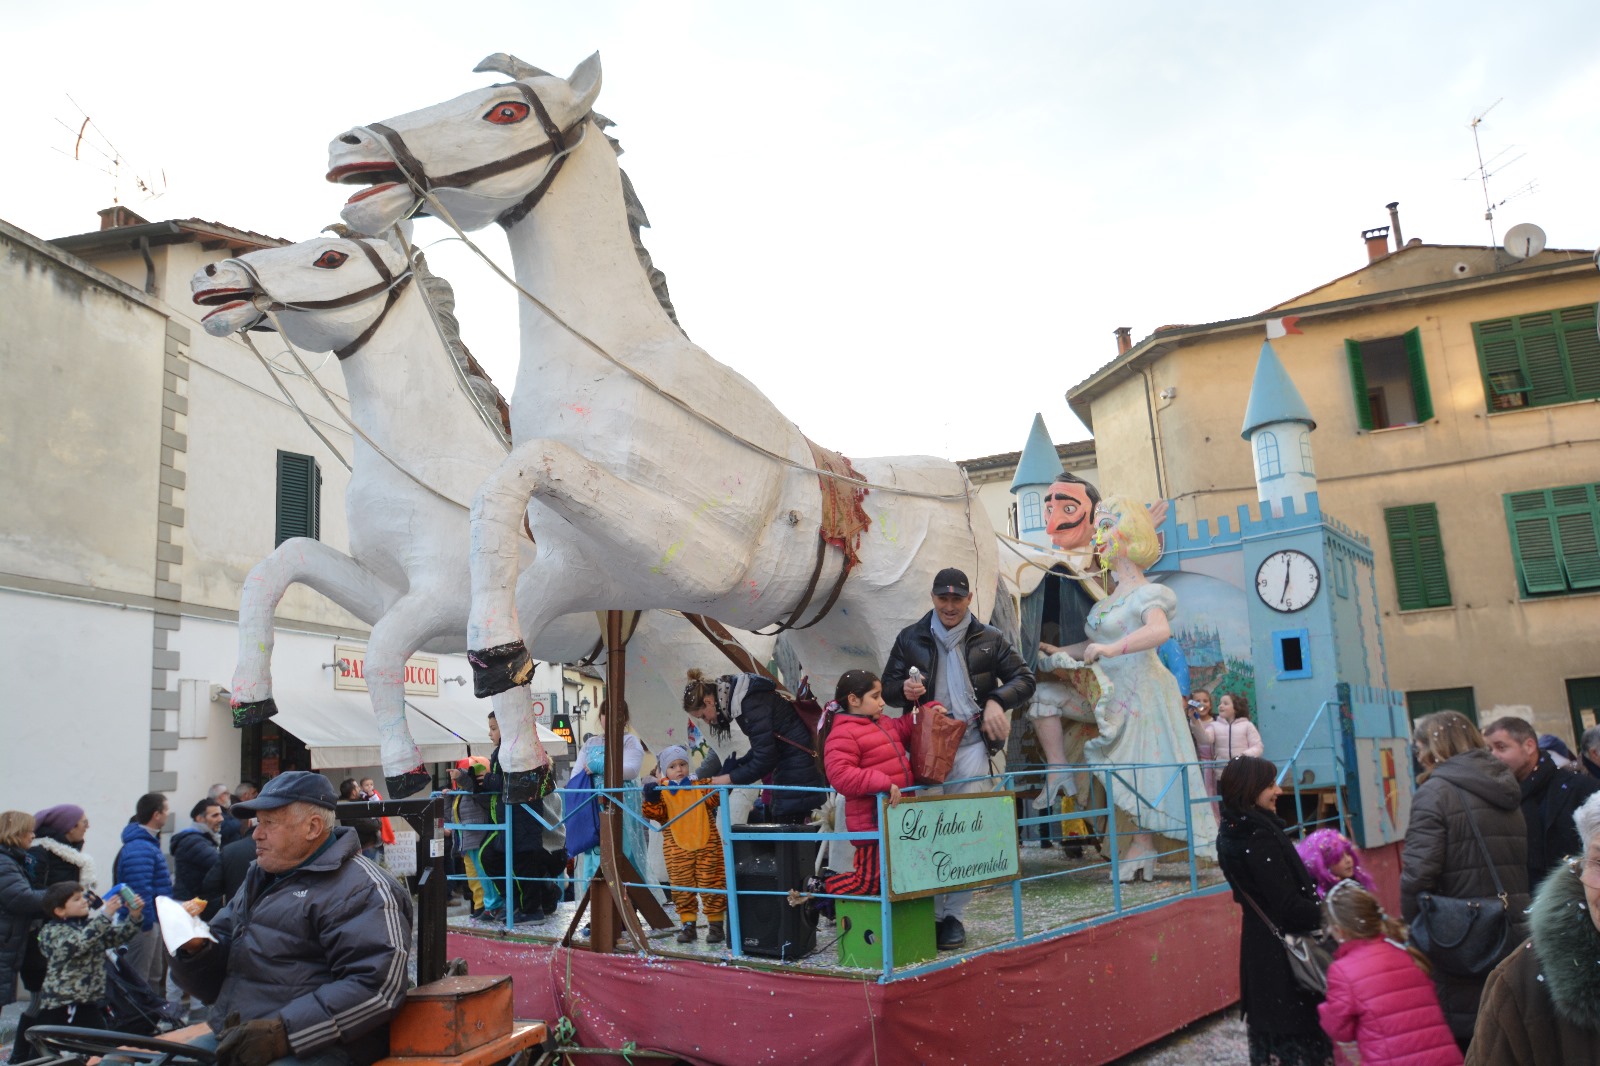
[881,566,1035,949]
[170,772,412,1066]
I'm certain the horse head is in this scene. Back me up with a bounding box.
[191,235,413,356]
[328,53,602,234]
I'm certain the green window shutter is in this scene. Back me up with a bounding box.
[276,451,321,547]
[1411,504,1451,606]
[1522,331,1570,406]
[1346,339,1374,430]
[1385,506,1425,610]
[1386,504,1451,610]
[1552,483,1600,590]
[1505,490,1566,594]
[1402,328,1434,421]
[1560,306,1600,398]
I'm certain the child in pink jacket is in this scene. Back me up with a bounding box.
[1318,879,1461,1066]
[1207,692,1264,761]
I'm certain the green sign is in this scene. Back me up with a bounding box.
[883,790,1019,901]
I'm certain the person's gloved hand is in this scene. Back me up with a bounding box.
[216,1013,290,1066]
[641,781,662,804]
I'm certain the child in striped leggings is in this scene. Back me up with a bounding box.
[822,670,915,898]
[642,744,728,943]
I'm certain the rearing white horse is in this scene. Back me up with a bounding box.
[327,55,999,749]
[194,233,770,795]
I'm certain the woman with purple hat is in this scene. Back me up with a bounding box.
[29,805,96,892]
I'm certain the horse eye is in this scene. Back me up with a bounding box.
[313,250,349,269]
[484,101,530,125]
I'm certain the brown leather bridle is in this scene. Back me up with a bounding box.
[230,239,414,360]
[362,82,590,229]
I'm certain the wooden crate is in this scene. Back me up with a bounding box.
[387,975,513,1057]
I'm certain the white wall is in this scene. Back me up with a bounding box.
[0,590,154,880]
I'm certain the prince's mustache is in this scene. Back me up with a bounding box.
[1051,514,1087,534]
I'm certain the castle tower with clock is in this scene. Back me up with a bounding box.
[1148,341,1415,847]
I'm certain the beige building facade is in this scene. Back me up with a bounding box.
[1067,232,1600,743]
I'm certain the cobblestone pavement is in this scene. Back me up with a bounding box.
[1114,1008,1249,1064]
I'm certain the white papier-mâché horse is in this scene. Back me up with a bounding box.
[327,55,1000,773]
[193,234,768,794]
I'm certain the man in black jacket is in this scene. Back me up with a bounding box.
[881,567,1035,949]
[1485,716,1600,888]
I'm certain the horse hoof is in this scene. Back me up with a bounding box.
[231,697,279,728]
[387,767,431,798]
[468,641,535,697]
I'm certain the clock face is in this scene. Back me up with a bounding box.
[1255,550,1321,613]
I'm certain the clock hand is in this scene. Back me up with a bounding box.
[1280,566,1291,603]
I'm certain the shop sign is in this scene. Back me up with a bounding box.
[883,790,1020,901]
[332,643,440,696]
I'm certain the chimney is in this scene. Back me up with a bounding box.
[1386,202,1404,248]
[1114,327,1132,355]
[1362,226,1391,263]
[98,205,150,230]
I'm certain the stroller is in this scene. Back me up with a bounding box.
[103,948,187,1036]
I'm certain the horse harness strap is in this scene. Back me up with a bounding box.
[754,533,852,636]
[334,241,413,360]
[365,83,588,229]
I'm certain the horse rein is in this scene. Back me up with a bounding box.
[228,239,414,360]
[362,82,590,230]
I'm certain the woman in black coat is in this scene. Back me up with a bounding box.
[1215,756,1333,1066]
[1402,710,1531,1048]
[684,669,825,823]
[0,811,45,1007]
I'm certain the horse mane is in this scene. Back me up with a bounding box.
[594,112,686,336]
[411,252,513,439]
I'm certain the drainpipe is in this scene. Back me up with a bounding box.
[1140,366,1168,500]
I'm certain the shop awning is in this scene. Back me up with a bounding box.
[267,688,568,769]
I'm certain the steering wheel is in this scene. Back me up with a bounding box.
[23,1027,217,1066]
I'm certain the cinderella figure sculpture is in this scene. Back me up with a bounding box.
[1039,495,1217,880]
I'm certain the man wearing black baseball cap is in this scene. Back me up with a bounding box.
[881,567,1035,949]
[170,772,412,1066]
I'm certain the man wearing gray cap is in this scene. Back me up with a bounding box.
[169,772,412,1066]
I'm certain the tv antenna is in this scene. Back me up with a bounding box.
[52,94,167,206]
[1463,99,1537,252]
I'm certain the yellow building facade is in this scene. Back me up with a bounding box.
[1068,239,1600,742]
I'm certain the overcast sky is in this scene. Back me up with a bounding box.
[5,1,1597,461]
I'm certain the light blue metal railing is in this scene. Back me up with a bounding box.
[437,705,1348,982]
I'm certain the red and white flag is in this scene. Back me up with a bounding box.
[1265,316,1303,340]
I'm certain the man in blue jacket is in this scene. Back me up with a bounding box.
[170,772,412,1066]
[115,792,172,990]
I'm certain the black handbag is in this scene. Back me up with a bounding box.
[1239,887,1333,997]
[1410,781,1512,977]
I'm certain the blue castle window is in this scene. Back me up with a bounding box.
[1256,431,1282,479]
[1020,490,1042,531]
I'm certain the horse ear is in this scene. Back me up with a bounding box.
[567,52,602,114]
[473,53,552,80]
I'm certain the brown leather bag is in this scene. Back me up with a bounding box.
[909,700,966,785]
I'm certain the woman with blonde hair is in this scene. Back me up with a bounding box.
[0,811,45,1006]
[1039,496,1216,880]
[1400,710,1530,1049]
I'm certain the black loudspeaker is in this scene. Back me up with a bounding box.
[731,823,820,960]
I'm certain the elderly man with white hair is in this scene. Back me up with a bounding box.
[170,772,412,1066]
[1467,791,1600,1064]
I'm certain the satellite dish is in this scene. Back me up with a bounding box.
[1503,223,1547,260]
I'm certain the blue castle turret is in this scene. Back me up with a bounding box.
[1241,341,1318,518]
[1010,413,1064,547]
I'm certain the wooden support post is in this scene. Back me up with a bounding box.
[561,610,672,953]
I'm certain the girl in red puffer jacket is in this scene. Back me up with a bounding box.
[821,670,914,898]
[1319,879,1462,1066]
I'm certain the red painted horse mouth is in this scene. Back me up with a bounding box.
[327,161,405,185]
[194,287,255,322]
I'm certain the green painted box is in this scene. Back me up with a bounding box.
[835,896,937,970]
